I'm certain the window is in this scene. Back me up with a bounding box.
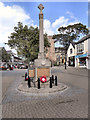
[70,48,72,54]
[77,43,84,53]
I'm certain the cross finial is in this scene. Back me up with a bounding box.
[38,4,44,13]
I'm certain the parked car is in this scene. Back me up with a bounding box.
[0,62,7,70]
[0,66,7,70]
[20,65,26,69]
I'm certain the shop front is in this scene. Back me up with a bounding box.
[75,53,87,68]
[79,57,86,66]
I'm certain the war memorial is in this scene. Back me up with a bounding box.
[18,4,67,93]
[2,3,88,118]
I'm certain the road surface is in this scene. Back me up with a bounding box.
[1,67,88,118]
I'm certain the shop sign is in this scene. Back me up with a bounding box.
[75,54,87,58]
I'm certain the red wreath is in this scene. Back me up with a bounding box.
[40,76,47,83]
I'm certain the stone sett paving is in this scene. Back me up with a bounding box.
[2,67,88,118]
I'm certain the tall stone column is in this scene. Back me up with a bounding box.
[38,4,44,59]
[34,4,51,81]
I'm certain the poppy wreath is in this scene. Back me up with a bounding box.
[25,76,28,81]
[40,76,47,83]
[26,76,28,80]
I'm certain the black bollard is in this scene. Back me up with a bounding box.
[50,77,52,88]
[28,76,31,88]
[55,76,57,86]
[65,62,66,70]
[25,72,27,81]
[52,75,54,84]
[38,78,40,89]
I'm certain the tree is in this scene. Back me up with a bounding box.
[6,22,50,62]
[0,47,11,62]
[53,23,89,69]
[53,23,89,50]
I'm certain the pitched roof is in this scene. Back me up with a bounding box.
[76,34,90,44]
[70,41,75,48]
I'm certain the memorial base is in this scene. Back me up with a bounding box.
[34,58,51,81]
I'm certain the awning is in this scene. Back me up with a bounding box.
[75,54,87,58]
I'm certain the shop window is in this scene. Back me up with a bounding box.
[79,57,86,66]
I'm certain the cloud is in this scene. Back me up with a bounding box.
[0,2,80,51]
[0,2,34,51]
[44,19,54,35]
[66,11,78,22]
[66,11,75,19]
[44,12,79,35]
[52,16,69,28]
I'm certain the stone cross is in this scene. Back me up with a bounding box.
[38,4,44,58]
[38,4,44,13]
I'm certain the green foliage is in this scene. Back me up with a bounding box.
[0,47,11,62]
[53,23,89,49]
[6,22,50,62]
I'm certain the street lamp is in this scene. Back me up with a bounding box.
[65,43,68,70]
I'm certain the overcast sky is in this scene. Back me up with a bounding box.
[0,2,88,53]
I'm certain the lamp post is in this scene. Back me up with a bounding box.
[65,43,68,70]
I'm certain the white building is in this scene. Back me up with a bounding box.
[75,34,90,69]
[67,42,75,66]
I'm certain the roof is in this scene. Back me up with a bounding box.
[67,42,75,51]
[14,56,22,60]
[70,41,75,48]
[48,36,53,39]
[76,34,90,44]
[55,47,66,50]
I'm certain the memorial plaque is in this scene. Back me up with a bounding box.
[29,69,35,78]
[37,68,50,77]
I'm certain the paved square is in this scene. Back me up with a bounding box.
[2,67,88,118]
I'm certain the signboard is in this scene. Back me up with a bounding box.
[29,69,35,78]
[37,68,50,77]
[75,54,87,58]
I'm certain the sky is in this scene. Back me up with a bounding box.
[88,2,90,28]
[0,2,88,54]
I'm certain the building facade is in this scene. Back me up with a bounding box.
[46,36,56,65]
[55,47,66,65]
[67,42,75,66]
[75,34,90,69]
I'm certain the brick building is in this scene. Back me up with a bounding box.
[46,36,56,66]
